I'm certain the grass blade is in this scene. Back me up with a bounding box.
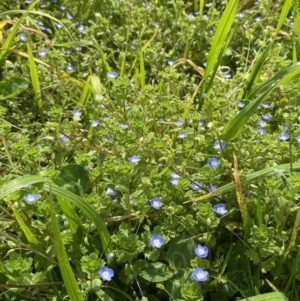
[0,0,40,74]
[274,0,293,38]
[27,40,44,122]
[293,4,300,46]
[183,163,300,204]
[238,43,274,100]
[203,0,239,78]
[222,64,300,141]
[233,154,251,240]
[0,175,112,254]
[43,183,112,254]
[48,191,84,301]
[196,0,239,110]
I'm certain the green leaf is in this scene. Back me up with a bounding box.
[139,262,174,283]
[54,164,92,195]
[167,234,195,269]
[238,292,288,301]
[0,77,28,100]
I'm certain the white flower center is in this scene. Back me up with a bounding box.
[103,271,109,279]
[153,239,160,247]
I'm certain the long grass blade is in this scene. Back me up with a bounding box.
[293,4,300,46]
[238,43,274,100]
[196,0,239,110]
[233,154,251,240]
[0,175,112,254]
[222,64,300,141]
[203,0,239,78]
[0,0,40,73]
[183,163,300,204]
[274,0,293,38]
[43,182,112,254]
[4,198,46,265]
[48,191,85,301]
[27,40,44,122]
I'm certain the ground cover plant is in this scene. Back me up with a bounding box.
[1,0,300,300]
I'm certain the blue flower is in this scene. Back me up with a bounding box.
[38,49,47,57]
[119,123,129,129]
[99,267,114,281]
[297,136,300,143]
[90,120,99,128]
[106,188,116,196]
[56,23,64,29]
[174,120,184,126]
[167,60,175,66]
[191,181,204,191]
[66,13,73,20]
[255,16,262,22]
[128,155,141,163]
[202,93,207,99]
[208,184,217,192]
[194,245,209,258]
[207,158,220,168]
[60,5,66,10]
[177,132,187,139]
[257,128,266,135]
[213,141,226,151]
[236,101,245,108]
[130,198,137,204]
[150,234,165,248]
[150,197,162,210]
[257,120,267,127]
[213,204,228,215]
[106,253,114,261]
[262,114,272,121]
[59,135,69,142]
[278,133,289,141]
[25,0,32,4]
[66,64,76,72]
[24,194,39,204]
[78,24,85,33]
[170,173,180,185]
[74,46,82,51]
[64,48,71,54]
[142,2,151,9]
[72,110,82,120]
[18,33,27,42]
[192,268,209,281]
[261,103,272,109]
[107,71,118,79]
[199,120,205,126]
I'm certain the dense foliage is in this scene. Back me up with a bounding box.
[1,0,300,300]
